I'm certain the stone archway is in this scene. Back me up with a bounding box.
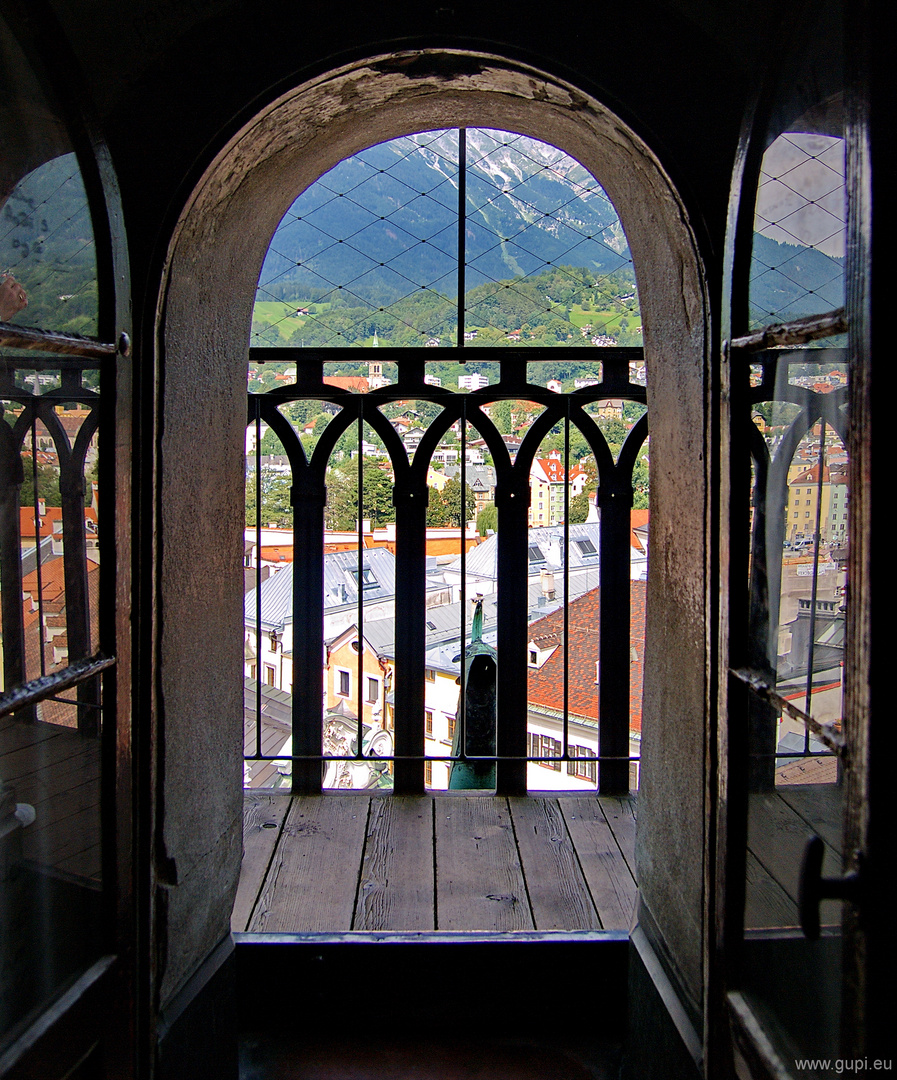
[156,49,710,1006]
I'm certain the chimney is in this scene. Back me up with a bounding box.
[38,498,46,517]
[540,569,555,600]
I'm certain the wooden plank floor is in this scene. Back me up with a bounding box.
[1,714,101,882]
[746,783,843,930]
[234,792,638,934]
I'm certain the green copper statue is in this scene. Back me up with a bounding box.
[448,598,497,789]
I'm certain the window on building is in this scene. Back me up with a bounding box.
[337,669,350,697]
[350,567,379,590]
[566,745,598,783]
[367,677,379,704]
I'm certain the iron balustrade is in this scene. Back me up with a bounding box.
[0,347,105,731]
[245,346,647,795]
[729,323,848,791]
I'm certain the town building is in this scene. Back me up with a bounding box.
[528,449,590,527]
[457,372,489,391]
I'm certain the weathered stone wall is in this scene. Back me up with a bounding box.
[157,51,711,1010]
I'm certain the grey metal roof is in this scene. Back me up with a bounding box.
[244,559,294,632]
[322,547,398,608]
[243,677,292,786]
[444,521,621,581]
[331,596,498,672]
[443,464,496,489]
[335,572,603,664]
[245,546,410,630]
[20,535,55,578]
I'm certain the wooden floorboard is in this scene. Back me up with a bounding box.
[775,783,842,853]
[232,792,292,932]
[247,795,369,933]
[509,797,600,930]
[355,796,435,931]
[435,796,533,931]
[598,795,637,875]
[237,792,639,934]
[559,797,637,930]
[744,850,798,929]
[2,718,102,882]
[747,785,842,929]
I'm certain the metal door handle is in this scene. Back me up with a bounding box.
[798,834,861,940]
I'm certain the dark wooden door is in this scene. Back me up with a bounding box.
[713,4,891,1075]
[0,3,136,1075]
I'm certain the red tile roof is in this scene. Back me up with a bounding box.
[323,376,369,393]
[20,506,98,539]
[526,582,646,734]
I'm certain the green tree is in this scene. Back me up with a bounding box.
[19,461,62,507]
[427,477,475,527]
[325,458,395,530]
[632,457,650,509]
[568,491,591,523]
[597,417,628,448]
[259,426,286,456]
[245,465,293,526]
[476,502,498,535]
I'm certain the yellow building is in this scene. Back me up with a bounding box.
[785,463,831,542]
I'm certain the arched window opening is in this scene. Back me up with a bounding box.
[242,127,648,796]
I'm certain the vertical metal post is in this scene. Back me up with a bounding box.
[29,416,46,676]
[254,401,262,761]
[563,404,570,761]
[392,473,428,794]
[803,417,828,748]
[356,404,364,756]
[57,427,96,734]
[457,128,467,357]
[0,466,28,706]
[459,398,467,766]
[495,469,529,794]
[597,469,632,794]
[291,466,326,794]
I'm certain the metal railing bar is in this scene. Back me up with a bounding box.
[0,652,115,719]
[254,400,263,760]
[563,401,570,761]
[0,322,117,358]
[729,308,846,352]
[803,417,828,751]
[459,396,467,765]
[248,346,646,366]
[29,414,47,678]
[244,752,642,763]
[356,403,364,756]
[729,665,845,758]
[457,127,466,356]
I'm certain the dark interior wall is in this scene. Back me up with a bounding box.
[32,0,786,1030]
[43,0,769,295]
